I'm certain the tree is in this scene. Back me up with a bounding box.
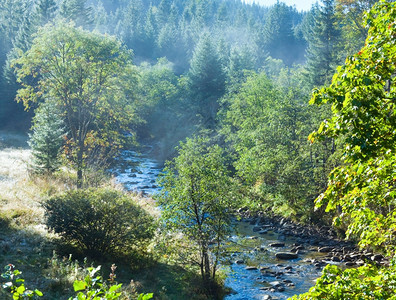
[187,33,226,129]
[28,99,65,174]
[34,0,57,26]
[0,0,31,127]
[59,0,93,28]
[308,0,396,254]
[294,1,396,297]
[305,0,342,87]
[13,21,138,188]
[335,0,377,55]
[262,2,302,65]
[220,71,328,220]
[157,136,238,291]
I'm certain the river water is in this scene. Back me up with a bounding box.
[114,150,327,300]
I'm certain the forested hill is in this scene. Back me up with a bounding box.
[85,0,306,68]
[0,0,308,128]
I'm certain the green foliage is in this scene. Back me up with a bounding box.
[309,0,396,255]
[304,0,342,87]
[335,0,377,56]
[2,264,153,300]
[13,21,138,187]
[262,2,305,65]
[1,264,43,299]
[43,188,155,259]
[157,136,239,287]
[59,0,93,28]
[292,259,396,299]
[187,34,226,128]
[219,70,335,221]
[299,1,396,298]
[28,99,65,174]
[69,265,122,300]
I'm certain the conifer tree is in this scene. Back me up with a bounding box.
[305,0,341,87]
[187,33,226,129]
[35,0,57,26]
[29,100,65,174]
[59,0,93,28]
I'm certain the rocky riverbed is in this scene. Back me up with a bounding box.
[222,212,388,299]
[113,149,387,299]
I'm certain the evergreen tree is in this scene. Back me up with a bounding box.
[226,46,256,92]
[0,0,32,128]
[187,33,226,129]
[335,0,377,55]
[59,0,93,28]
[262,2,298,65]
[305,0,342,87]
[28,99,65,174]
[34,0,57,26]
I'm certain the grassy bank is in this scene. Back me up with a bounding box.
[0,133,212,299]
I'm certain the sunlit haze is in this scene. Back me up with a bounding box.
[243,0,317,11]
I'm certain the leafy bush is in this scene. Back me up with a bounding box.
[69,265,153,300]
[1,264,43,299]
[291,260,396,299]
[1,264,153,300]
[43,188,155,259]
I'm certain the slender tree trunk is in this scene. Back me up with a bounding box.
[77,142,84,188]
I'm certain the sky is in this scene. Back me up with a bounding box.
[243,0,317,12]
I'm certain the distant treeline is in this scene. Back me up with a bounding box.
[0,0,309,129]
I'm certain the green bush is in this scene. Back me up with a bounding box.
[43,188,155,259]
[291,259,396,299]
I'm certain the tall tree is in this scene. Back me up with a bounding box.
[34,0,57,26]
[13,21,138,187]
[262,2,301,65]
[0,0,32,128]
[187,33,226,129]
[294,2,396,298]
[59,0,93,28]
[308,0,396,254]
[335,0,377,55]
[157,136,237,291]
[305,0,342,87]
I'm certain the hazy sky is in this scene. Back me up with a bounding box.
[243,0,317,11]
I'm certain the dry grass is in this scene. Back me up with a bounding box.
[0,148,45,228]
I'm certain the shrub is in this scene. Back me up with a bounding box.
[43,188,155,259]
[1,264,43,299]
[1,264,154,300]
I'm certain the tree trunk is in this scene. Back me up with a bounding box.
[77,142,84,189]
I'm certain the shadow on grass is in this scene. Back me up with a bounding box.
[0,216,58,300]
[129,262,214,300]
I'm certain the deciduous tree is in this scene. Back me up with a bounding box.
[14,21,138,187]
[157,136,238,290]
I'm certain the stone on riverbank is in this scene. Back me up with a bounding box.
[275,252,298,260]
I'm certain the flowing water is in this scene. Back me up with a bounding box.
[114,150,328,299]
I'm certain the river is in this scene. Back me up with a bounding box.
[113,149,329,300]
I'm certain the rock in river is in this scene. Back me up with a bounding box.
[275,252,298,260]
[269,242,285,247]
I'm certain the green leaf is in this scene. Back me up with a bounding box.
[73,280,87,292]
[34,289,43,296]
[16,284,25,294]
[137,293,153,300]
